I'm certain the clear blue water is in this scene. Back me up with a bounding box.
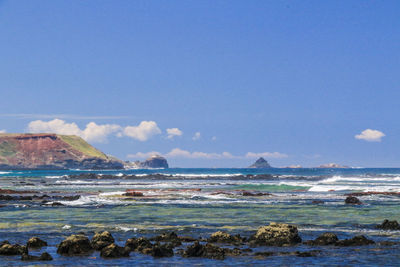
[0,168,400,266]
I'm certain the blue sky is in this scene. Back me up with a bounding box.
[0,0,399,167]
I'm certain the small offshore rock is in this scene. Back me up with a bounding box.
[376,219,400,230]
[143,242,173,258]
[150,232,182,247]
[304,232,338,246]
[57,234,93,255]
[27,237,47,248]
[123,191,144,197]
[335,235,375,246]
[125,237,153,252]
[183,241,226,260]
[100,243,130,258]
[250,222,302,246]
[21,252,53,261]
[0,243,27,255]
[345,196,362,205]
[91,231,115,250]
[208,231,243,244]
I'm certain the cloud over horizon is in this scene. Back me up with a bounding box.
[27,119,164,143]
[355,129,385,142]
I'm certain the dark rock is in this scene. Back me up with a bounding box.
[295,250,320,257]
[207,231,243,245]
[241,191,270,197]
[249,222,302,246]
[57,234,93,255]
[0,243,27,255]
[142,242,173,257]
[345,196,362,205]
[62,195,80,201]
[183,241,226,260]
[91,231,115,250]
[51,202,65,207]
[335,235,375,246]
[21,252,53,261]
[378,241,399,246]
[224,247,242,256]
[376,219,400,230]
[27,237,47,248]
[150,232,182,247]
[248,157,271,168]
[312,200,325,204]
[100,243,130,258]
[304,232,338,246]
[125,237,153,252]
[123,191,144,197]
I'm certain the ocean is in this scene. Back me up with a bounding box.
[0,168,400,266]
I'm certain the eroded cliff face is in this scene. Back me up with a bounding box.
[0,134,123,170]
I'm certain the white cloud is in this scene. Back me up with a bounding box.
[0,130,6,133]
[355,129,385,142]
[27,119,121,143]
[192,132,201,140]
[211,136,217,141]
[122,121,161,141]
[81,122,121,143]
[245,152,288,159]
[127,151,161,159]
[166,128,183,139]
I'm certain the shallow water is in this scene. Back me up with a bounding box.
[0,168,400,266]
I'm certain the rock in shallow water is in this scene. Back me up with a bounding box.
[183,241,226,260]
[27,237,47,248]
[57,234,93,255]
[304,232,339,246]
[376,219,400,230]
[335,235,375,246]
[91,231,115,250]
[345,196,362,205]
[250,222,302,246]
[207,231,243,245]
[0,243,27,255]
[100,243,130,258]
[21,252,53,261]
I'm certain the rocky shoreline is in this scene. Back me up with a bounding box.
[1,221,399,262]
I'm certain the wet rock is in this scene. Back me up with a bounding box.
[335,235,375,246]
[57,234,93,255]
[241,191,270,197]
[100,243,130,258]
[91,231,115,250]
[295,250,320,257]
[61,195,80,201]
[378,241,399,246]
[376,219,400,230]
[125,237,153,252]
[142,242,173,257]
[51,202,65,207]
[0,243,27,255]
[179,236,198,242]
[27,237,47,248]
[224,247,242,256]
[150,232,182,247]
[250,222,302,246]
[21,252,53,261]
[183,241,226,260]
[312,200,324,204]
[123,191,144,197]
[304,232,338,246]
[345,196,362,205]
[208,231,243,245]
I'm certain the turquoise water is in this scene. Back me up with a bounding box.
[0,168,400,266]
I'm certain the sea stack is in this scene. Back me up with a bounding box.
[139,155,169,169]
[248,157,271,168]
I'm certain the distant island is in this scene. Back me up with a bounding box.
[316,163,350,168]
[126,155,169,169]
[248,157,271,168]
